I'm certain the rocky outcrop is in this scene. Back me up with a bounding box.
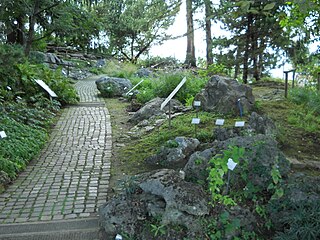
[184,134,290,191]
[212,112,276,141]
[248,111,276,135]
[128,97,183,124]
[96,76,132,97]
[145,137,200,166]
[99,169,209,238]
[195,75,255,116]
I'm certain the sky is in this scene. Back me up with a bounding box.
[149,1,295,79]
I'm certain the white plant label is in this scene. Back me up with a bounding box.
[191,118,200,124]
[126,79,144,95]
[35,79,58,98]
[235,121,245,127]
[193,101,201,107]
[161,77,187,110]
[227,158,237,171]
[0,131,7,138]
[215,119,225,126]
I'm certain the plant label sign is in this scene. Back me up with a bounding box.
[193,101,201,107]
[215,119,225,126]
[126,79,144,96]
[161,77,187,110]
[0,131,7,139]
[227,158,237,171]
[235,121,245,127]
[35,79,58,98]
[191,118,200,124]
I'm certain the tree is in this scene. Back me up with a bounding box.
[0,0,100,55]
[213,0,289,83]
[185,0,196,67]
[204,0,213,66]
[100,0,181,62]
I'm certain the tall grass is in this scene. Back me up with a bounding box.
[289,88,320,115]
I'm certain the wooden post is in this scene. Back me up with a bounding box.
[292,69,296,88]
[318,72,320,91]
[284,71,288,98]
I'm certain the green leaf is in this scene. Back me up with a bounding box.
[263,2,276,11]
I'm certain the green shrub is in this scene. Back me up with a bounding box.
[133,71,207,105]
[0,44,25,88]
[101,60,138,78]
[139,56,180,68]
[16,63,79,105]
[0,116,48,179]
[198,63,229,78]
[273,200,320,240]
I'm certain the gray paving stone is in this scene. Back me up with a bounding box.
[0,77,111,223]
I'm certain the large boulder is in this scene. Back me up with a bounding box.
[128,97,183,124]
[212,112,276,141]
[145,137,200,167]
[96,76,132,97]
[184,134,290,191]
[195,75,255,115]
[99,169,209,238]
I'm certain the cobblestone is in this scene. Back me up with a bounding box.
[0,77,111,223]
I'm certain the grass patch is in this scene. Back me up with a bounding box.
[118,111,242,174]
[100,60,138,79]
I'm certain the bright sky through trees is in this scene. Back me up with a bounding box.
[150,0,319,79]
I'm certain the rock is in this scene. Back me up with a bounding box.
[145,137,200,167]
[96,59,106,68]
[213,127,238,141]
[248,112,276,135]
[135,68,152,77]
[128,97,182,124]
[184,135,290,192]
[139,169,209,217]
[99,192,154,238]
[212,112,276,141]
[96,76,132,97]
[195,75,255,115]
[184,148,216,182]
[46,53,64,64]
[99,169,209,237]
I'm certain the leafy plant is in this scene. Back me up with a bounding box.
[198,63,229,78]
[208,146,245,206]
[0,116,48,179]
[150,223,166,237]
[273,201,320,240]
[118,176,140,195]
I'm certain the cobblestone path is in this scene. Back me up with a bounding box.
[0,76,111,224]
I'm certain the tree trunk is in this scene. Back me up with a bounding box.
[7,16,25,45]
[185,0,196,67]
[243,13,252,84]
[204,0,213,67]
[234,47,241,79]
[258,37,265,79]
[24,0,40,56]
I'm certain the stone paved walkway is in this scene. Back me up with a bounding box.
[0,76,111,224]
